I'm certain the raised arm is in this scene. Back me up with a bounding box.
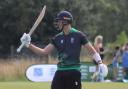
[28,43,55,56]
[19,33,55,56]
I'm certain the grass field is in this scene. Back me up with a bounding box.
[0,82,128,89]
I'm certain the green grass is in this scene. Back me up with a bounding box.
[0,82,128,89]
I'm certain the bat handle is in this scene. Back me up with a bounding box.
[17,42,25,53]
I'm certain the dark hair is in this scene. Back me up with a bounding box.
[115,46,120,50]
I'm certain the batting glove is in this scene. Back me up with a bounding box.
[20,33,31,47]
[98,63,108,77]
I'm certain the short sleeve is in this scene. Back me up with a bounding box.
[50,37,55,45]
[80,32,89,45]
[50,36,57,48]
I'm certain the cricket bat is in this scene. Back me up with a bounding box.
[17,5,46,53]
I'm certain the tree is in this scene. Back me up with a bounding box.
[115,31,128,45]
[0,0,128,57]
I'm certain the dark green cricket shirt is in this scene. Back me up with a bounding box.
[51,28,89,71]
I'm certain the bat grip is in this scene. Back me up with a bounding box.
[17,42,25,53]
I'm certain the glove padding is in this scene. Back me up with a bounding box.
[20,33,31,47]
[98,63,108,77]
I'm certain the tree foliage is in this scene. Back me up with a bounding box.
[0,0,128,57]
[115,31,128,45]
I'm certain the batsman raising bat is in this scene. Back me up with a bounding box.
[20,10,108,89]
[17,5,46,52]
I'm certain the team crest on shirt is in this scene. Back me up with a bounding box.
[71,37,74,43]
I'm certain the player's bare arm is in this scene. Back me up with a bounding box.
[28,43,55,56]
[83,42,102,64]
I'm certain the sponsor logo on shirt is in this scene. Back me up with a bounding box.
[71,37,74,44]
[61,40,64,44]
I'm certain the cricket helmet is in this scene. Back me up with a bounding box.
[55,10,73,24]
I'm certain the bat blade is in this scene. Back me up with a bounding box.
[29,5,46,36]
